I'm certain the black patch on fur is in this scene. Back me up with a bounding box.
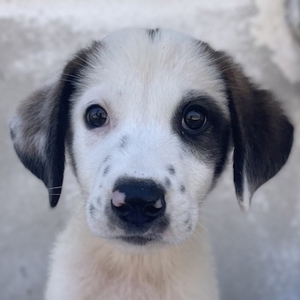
[187,224,192,232]
[10,41,102,207]
[227,90,244,198]
[96,197,102,206]
[103,155,111,163]
[89,204,96,215]
[180,185,186,194]
[167,165,175,175]
[147,28,160,41]
[164,177,171,188]
[172,91,231,180]
[119,136,128,148]
[66,134,78,177]
[103,166,110,176]
[197,41,294,200]
[49,42,102,207]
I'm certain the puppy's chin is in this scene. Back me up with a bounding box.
[108,236,167,254]
[86,219,166,253]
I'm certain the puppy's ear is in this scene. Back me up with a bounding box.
[212,51,294,211]
[10,43,100,207]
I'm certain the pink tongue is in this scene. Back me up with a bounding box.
[112,190,126,207]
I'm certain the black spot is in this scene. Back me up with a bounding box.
[147,28,160,41]
[103,166,110,176]
[89,204,96,215]
[187,224,192,232]
[167,165,175,175]
[120,136,128,148]
[180,185,186,194]
[164,177,171,188]
[103,155,111,163]
[96,196,102,205]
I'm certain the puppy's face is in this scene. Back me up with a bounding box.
[70,30,230,246]
[10,29,293,250]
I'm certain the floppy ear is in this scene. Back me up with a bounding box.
[212,51,294,211]
[10,42,100,207]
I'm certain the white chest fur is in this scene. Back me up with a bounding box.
[45,206,218,300]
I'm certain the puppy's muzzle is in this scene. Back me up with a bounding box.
[111,179,166,228]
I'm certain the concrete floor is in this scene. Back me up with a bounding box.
[0,0,299,299]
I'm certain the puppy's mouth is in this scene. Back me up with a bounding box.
[115,235,159,245]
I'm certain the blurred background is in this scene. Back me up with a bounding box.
[0,0,299,299]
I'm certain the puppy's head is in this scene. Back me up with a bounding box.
[10,29,293,248]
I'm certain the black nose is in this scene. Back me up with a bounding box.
[111,179,166,227]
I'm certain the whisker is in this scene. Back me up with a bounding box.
[48,186,63,190]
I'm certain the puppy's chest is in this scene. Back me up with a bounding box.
[72,269,186,300]
[88,280,182,300]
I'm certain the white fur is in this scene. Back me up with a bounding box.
[46,29,228,299]
[9,28,293,300]
[46,204,218,300]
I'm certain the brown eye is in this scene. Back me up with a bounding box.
[85,105,108,128]
[182,105,207,134]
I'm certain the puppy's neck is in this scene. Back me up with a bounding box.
[47,203,218,300]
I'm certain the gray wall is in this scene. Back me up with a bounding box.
[1,1,299,299]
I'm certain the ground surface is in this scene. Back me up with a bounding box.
[0,0,299,299]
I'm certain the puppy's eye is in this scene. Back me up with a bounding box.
[85,105,108,128]
[182,105,207,133]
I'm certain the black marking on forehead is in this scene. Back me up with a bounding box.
[147,28,160,41]
[172,91,231,180]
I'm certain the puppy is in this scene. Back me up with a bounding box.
[10,28,293,300]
